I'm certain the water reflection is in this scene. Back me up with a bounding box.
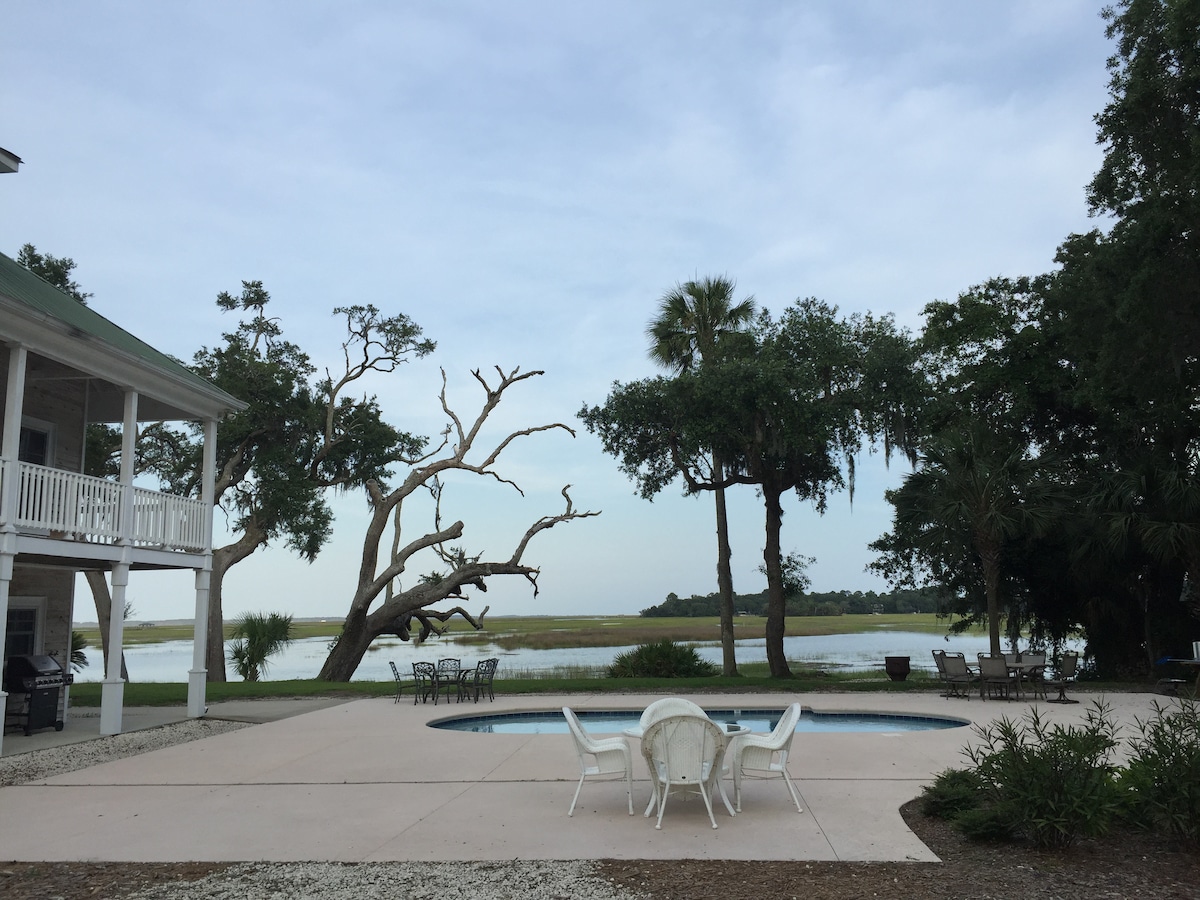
[76,629,1072,683]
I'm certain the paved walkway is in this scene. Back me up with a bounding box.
[0,690,1164,863]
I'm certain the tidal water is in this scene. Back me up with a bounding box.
[74,628,1058,683]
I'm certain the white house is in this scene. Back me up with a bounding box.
[0,250,245,754]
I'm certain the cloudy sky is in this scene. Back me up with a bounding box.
[3,2,1113,622]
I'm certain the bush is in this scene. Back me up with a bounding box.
[963,701,1121,849]
[1120,698,1200,844]
[920,767,986,820]
[606,640,718,678]
[953,801,1020,842]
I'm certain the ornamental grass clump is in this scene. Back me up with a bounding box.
[606,640,718,678]
[961,701,1121,849]
[1120,698,1200,844]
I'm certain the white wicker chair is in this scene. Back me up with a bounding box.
[639,697,706,730]
[641,713,727,829]
[726,702,804,813]
[562,707,634,816]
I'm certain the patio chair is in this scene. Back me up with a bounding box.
[435,658,461,704]
[940,652,977,700]
[641,713,727,829]
[639,697,706,730]
[388,661,405,703]
[461,657,499,702]
[978,653,1017,700]
[562,706,634,816]
[931,649,948,691]
[725,701,804,813]
[1045,651,1080,704]
[411,661,435,705]
[1022,652,1048,700]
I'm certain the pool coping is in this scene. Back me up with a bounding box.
[427,705,973,732]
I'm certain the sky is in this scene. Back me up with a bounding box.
[2,1,1115,622]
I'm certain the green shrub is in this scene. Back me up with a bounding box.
[953,801,1020,842]
[920,767,986,820]
[1120,698,1200,844]
[963,701,1121,849]
[606,640,718,678]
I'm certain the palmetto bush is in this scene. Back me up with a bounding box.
[228,612,294,682]
[606,640,718,678]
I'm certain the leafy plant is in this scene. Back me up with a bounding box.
[606,640,718,678]
[953,801,1020,842]
[1120,699,1200,844]
[227,612,294,682]
[963,701,1121,848]
[69,630,90,673]
[920,767,986,820]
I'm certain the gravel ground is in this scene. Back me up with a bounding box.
[2,719,1198,900]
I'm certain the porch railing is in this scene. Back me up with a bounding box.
[0,459,209,553]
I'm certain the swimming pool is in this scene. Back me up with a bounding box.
[429,708,968,734]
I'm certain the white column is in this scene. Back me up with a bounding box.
[0,344,29,757]
[0,552,12,757]
[100,390,138,736]
[99,561,129,735]
[187,418,217,718]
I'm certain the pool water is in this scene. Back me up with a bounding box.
[430,708,967,734]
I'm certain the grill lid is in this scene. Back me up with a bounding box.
[4,654,66,691]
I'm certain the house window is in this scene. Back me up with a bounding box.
[19,428,49,465]
[19,420,54,466]
[5,605,42,659]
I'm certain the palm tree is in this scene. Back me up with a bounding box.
[647,276,755,675]
[227,612,295,682]
[887,426,1057,655]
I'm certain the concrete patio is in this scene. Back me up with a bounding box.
[0,690,1165,863]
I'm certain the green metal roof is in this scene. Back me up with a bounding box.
[0,250,244,412]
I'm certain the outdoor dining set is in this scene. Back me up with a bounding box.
[931,649,1079,703]
[563,698,805,829]
[389,657,499,704]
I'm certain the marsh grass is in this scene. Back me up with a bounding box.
[79,612,975,650]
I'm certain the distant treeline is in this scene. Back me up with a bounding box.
[640,587,946,618]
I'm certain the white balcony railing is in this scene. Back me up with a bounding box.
[0,459,209,553]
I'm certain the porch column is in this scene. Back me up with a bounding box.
[0,553,12,756]
[99,561,129,735]
[0,344,29,756]
[100,390,138,735]
[187,419,218,718]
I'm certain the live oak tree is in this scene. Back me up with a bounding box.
[868,1,1200,674]
[317,366,598,682]
[1039,0,1200,666]
[144,283,434,680]
[583,299,919,677]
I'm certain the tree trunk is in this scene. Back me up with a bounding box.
[762,486,791,677]
[318,604,374,682]
[712,454,739,677]
[205,553,230,682]
[206,530,266,682]
[84,570,128,681]
[979,543,1003,656]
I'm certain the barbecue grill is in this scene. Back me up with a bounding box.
[4,653,72,735]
